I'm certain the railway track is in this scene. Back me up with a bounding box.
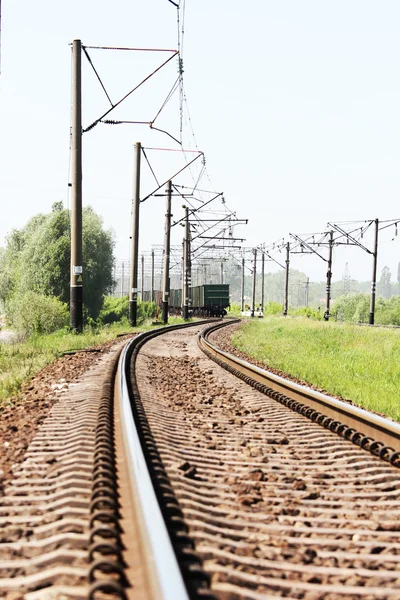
[1,319,400,599]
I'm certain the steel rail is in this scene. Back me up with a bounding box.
[115,319,218,599]
[116,335,189,600]
[200,319,400,456]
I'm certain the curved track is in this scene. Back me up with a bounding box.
[132,320,400,599]
[1,319,400,599]
[201,319,400,459]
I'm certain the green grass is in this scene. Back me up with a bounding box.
[230,316,400,421]
[0,318,187,407]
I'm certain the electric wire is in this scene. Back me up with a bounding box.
[83,51,178,133]
[82,46,113,107]
[151,75,181,126]
[83,45,177,52]
[149,125,181,145]
[142,148,160,187]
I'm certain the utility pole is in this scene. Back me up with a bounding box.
[328,219,382,326]
[283,242,290,316]
[342,263,351,295]
[182,242,185,296]
[151,250,155,302]
[324,230,333,321]
[70,39,83,333]
[112,265,116,296]
[305,277,309,308]
[182,206,190,320]
[141,254,144,300]
[162,181,172,323]
[129,142,141,327]
[261,251,265,312]
[241,257,245,312]
[251,248,257,318]
[187,216,192,311]
[369,218,379,325]
[120,262,124,297]
[220,261,224,284]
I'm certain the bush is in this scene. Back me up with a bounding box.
[264,302,283,315]
[99,296,129,325]
[228,303,241,316]
[6,292,68,336]
[331,293,370,323]
[98,296,157,326]
[331,293,400,325]
[290,307,323,320]
[137,301,157,324]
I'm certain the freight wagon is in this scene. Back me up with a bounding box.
[141,290,162,304]
[169,284,230,317]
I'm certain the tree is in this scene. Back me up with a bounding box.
[378,265,392,299]
[0,203,115,319]
[397,261,400,294]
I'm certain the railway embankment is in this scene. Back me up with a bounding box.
[217,316,400,422]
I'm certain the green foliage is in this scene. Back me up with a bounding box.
[82,207,115,318]
[375,296,400,326]
[331,293,400,325]
[6,292,68,336]
[137,301,157,324]
[0,203,115,320]
[228,303,241,316]
[225,302,284,317]
[99,296,129,325]
[290,306,323,320]
[331,293,370,323]
[264,301,283,315]
[378,265,392,299]
[0,321,139,405]
[98,297,156,326]
[0,247,13,303]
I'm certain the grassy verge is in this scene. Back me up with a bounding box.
[231,316,400,421]
[0,317,187,406]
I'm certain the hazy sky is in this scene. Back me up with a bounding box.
[1,0,400,285]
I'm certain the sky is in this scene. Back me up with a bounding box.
[1,0,400,286]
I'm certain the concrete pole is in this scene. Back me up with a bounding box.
[241,257,245,312]
[162,181,172,323]
[112,265,116,296]
[305,277,309,308]
[151,250,155,302]
[261,251,265,312]
[183,207,190,320]
[324,231,333,321]
[120,262,124,297]
[220,261,224,284]
[283,242,290,316]
[203,264,207,286]
[70,39,83,333]
[369,218,379,325]
[251,248,257,317]
[129,142,141,326]
[181,241,185,312]
[141,254,144,300]
[187,216,192,312]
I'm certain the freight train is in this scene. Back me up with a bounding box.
[142,284,230,317]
